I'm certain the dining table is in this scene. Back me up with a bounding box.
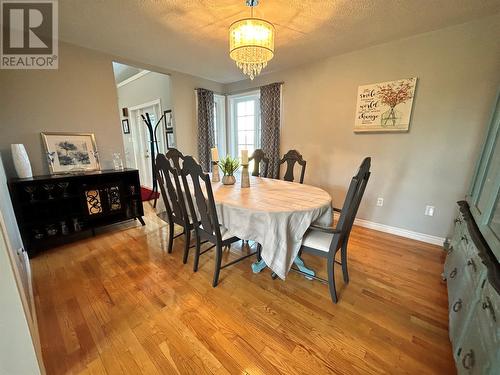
[208,175,333,279]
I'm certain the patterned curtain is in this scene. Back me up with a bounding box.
[196,88,215,171]
[260,83,282,178]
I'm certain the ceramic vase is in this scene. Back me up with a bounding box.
[222,175,236,185]
[11,144,33,178]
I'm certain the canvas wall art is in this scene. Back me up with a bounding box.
[41,132,100,174]
[354,77,417,132]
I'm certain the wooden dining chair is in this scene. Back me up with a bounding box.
[296,157,371,303]
[249,149,270,177]
[155,153,195,264]
[180,156,259,287]
[154,148,185,208]
[279,149,306,183]
[165,147,184,170]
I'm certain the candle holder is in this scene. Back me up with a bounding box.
[241,163,250,188]
[211,161,220,183]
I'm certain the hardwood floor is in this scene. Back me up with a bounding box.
[31,204,455,374]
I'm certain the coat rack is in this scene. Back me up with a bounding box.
[140,112,167,206]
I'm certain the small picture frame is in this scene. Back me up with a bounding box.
[122,119,130,134]
[163,110,173,129]
[163,110,176,148]
[41,132,100,174]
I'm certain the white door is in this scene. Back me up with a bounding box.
[0,156,43,373]
[128,101,165,188]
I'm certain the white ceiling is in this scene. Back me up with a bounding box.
[60,0,500,83]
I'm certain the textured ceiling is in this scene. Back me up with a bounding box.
[59,0,500,83]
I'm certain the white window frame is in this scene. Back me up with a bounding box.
[213,94,227,157]
[228,90,261,158]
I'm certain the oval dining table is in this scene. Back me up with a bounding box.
[208,175,333,279]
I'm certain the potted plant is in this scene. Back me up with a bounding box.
[219,155,240,185]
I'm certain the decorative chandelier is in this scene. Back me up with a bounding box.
[229,0,275,80]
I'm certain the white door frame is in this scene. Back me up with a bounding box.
[126,99,163,188]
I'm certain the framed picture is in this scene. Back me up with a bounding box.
[354,77,417,133]
[122,119,130,134]
[163,110,176,148]
[163,109,173,129]
[41,132,100,174]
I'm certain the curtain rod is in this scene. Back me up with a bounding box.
[195,81,284,96]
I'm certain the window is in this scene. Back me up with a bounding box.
[229,92,260,158]
[213,94,226,156]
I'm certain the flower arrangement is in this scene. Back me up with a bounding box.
[219,155,240,185]
[377,79,414,126]
[219,155,240,176]
[377,79,414,109]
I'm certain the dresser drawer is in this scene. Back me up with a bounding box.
[446,247,475,305]
[456,306,493,375]
[463,249,488,291]
[477,282,500,354]
[445,243,467,281]
[449,269,477,348]
[450,213,466,249]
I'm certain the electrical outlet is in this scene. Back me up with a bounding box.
[376,197,384,207]
[425,205,435,216]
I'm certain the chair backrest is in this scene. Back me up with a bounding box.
[330,157,371,252]
[249,149,270,177]
[165,148,184,171]
[180,156,223,242]
[155,153,188,224]
[279,149,306,183]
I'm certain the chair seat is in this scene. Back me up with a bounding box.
[301,229,333,252]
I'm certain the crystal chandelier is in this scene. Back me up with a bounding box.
[229,0,275,80]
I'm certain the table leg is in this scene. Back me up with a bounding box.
[251,259,267,273]
[294,256,315,280]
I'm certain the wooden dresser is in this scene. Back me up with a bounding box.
[445,201,499,374]
[8,169,145,257]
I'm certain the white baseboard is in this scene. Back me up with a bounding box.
[334,214,446,246]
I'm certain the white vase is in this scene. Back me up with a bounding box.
[11,144,33,178]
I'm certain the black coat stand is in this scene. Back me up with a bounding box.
[140,112,166,207]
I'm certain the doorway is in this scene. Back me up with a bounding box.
[128,100,163,188]
[112,62,176,189]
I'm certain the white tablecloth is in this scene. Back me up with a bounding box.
[210,177,332,279]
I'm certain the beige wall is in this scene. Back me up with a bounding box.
[0,42,223,177]
[224,15,500,238]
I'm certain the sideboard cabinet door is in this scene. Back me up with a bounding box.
[455,303,492,375]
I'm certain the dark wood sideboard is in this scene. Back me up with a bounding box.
[8,169,145,257]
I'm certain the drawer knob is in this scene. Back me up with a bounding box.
[450,268,457,279]
[462,350,475,370]
[453,299,463,312]
[466,259,477,273]
[482,296,497,322]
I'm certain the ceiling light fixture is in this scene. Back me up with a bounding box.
[229,0,275,80]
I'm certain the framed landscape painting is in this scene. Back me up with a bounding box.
[41,132,100,174]
[354,77,417,132]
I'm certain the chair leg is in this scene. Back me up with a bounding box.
[341,242,349,284]
[256,243,262,261]
[193,232,201,272]
[212,243,223,287]
[327,257,338,303]
[167,221,174,253]
[182,227,191,264]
